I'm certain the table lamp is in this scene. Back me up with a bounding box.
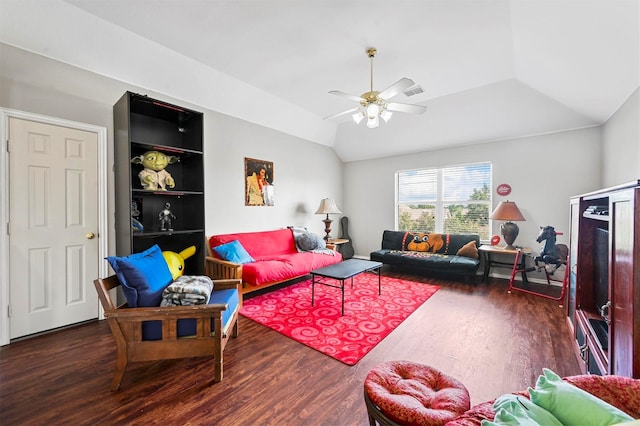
[315,198,342,241]
[490,200,525,250]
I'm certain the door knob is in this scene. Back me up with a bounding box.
[86,232,96,240]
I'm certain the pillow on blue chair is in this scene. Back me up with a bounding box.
[213,240,254,264]
[106,244,173,307]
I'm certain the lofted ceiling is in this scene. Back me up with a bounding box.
[1,0,639,162]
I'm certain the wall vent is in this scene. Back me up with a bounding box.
[403,85,424,97]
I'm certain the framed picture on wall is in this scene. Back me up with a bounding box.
[245,157,274,206]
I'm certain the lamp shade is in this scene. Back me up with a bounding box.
[490,201,525,222]
[315,198,342,215]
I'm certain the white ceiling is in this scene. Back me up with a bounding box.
[2,0,639,161]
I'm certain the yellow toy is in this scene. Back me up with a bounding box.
[162,245,196,279]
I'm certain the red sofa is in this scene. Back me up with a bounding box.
[206,228,342,295]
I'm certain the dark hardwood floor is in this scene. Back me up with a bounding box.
[0,272,581,425]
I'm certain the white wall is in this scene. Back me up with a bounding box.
[204,112,342,236]
[0,43,342,255]
[343,128,602,260]
[2,41,635,270]
[602,88,640,187]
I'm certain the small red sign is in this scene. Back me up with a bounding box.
[497,184,512,196]
[491,235,501,245]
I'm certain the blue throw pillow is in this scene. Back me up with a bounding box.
[106,244,173,307]
[213,240,255,264]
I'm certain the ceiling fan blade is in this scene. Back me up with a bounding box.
[323,107,361,120]
[329,90,365,103]
[386,102,427,115]
[378,78,415,101]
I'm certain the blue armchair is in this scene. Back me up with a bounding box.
[93,275,241,390]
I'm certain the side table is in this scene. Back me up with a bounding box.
[327,238,349,252]
[478,245,532,283]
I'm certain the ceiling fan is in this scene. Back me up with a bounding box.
[324,47,427,128]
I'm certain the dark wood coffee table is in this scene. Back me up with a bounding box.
[310,259,383,315]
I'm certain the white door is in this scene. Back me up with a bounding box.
[9,117,99,338]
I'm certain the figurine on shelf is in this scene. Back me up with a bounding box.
[131,150,180,191]
[131,217,144,232]
[158,202,176,231]
[131,200,143,232]
[131,200,141,218]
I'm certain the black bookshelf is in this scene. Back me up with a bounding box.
[113,92,205,274]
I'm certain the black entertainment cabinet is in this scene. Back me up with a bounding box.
[567,181,640,378]
[113,92,205,274]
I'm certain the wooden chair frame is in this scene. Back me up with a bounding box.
[93,276,241,391]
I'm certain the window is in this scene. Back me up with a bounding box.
[396,162,492,240]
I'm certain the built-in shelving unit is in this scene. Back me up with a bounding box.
[567,181,640,378]
[113,92,205,274]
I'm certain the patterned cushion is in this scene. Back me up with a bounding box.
[564,374,640,419]
[444,375,640,426]
[365,361,470,426]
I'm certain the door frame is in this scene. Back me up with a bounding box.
[0,108,108,346]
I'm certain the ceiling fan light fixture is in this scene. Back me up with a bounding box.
[380,109,393,122]
[366,102,380,118]
[326,47,426,128]
[366,114,379,129]
[352,111,365,124]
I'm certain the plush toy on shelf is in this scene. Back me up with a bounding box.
[131,150,180,191]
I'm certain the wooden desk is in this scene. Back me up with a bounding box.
[479,245,532,283]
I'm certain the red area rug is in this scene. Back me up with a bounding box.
[240,274,440,365]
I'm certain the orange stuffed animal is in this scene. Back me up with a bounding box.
[407,233,444,253]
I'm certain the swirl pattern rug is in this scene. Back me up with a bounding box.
[240,274,440,365]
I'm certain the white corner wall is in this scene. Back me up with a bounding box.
[602,88,640,187]
[203,112,342,236]
[0,43,343,256]
[344,127,602,259]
